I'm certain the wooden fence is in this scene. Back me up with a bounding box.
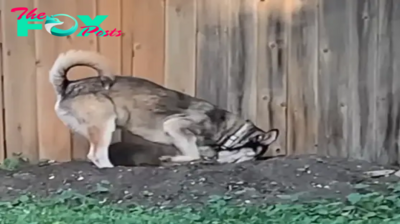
[0,0,399,165]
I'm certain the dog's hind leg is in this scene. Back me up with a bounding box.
[57,95,117,168]
[86,116,116,168]
[161,115,201,163]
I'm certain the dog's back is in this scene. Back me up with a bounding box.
[50,50,279,168]
[108,134,179,167]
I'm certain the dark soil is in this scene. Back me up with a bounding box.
[0,155,398,207]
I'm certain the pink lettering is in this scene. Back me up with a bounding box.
[11,7,28,20]
[25,8,39,19]
[96,30,104,36]
[37,12,46,20]
[81,26,99,36]
[11,7,43,20]
[109,28,117,37]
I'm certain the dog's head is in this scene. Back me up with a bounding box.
[247,128,279,159]
[217,128,279,163]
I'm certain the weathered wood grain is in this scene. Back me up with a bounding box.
[256,0,288,156]
[346,0,378,161]
[196,0,229,109]
[97,0,122,144]
[318,0,350,157]
[2,0,39,161]
[122,0,165,142]
[34,0,88,161]
[120,0,135,142]
[0,9,3,43]
[69,0,98,160]
[165,0,196,96]
[227,0,257,120]
[121,0,134,76]
[0,11,4,161]
[318,0,379,160]
[375,0,400,165]
[197,0,258,115]
[131,0,165,85]
[286,0,319,155]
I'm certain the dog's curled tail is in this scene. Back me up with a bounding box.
[49,49,115,95]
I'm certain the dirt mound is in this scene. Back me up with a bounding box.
[0,155,396,207]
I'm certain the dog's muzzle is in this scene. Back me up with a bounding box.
[217,121,270,160]
[219,121,255,150]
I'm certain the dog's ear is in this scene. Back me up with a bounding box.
[254,129,279,145]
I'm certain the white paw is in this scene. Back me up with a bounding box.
[234,156,254,163]
[217,150,240,164]
[87,152,94,161]
[88,154,114,168]
[217,148,255,164]
[96,160,114,168]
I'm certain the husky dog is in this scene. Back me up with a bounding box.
[50,50,280,168]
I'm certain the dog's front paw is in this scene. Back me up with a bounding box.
[88,154,114,168]
[96,162,114,169]
[217,150,239,164]
[159,155,173,162]
[94,158,115,168]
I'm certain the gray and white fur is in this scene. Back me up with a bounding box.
[49,50,280,168]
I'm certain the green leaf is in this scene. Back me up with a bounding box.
[95,183,109,193]
[276,194,299,202]
[347,193,363,205]
[18,195,30,203]
[364,211,377,218]
[353,183,369,189]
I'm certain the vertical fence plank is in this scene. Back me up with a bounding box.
[122,0,165,142]
[346,0,378,161]
[120,0,135,142]
[318,0,350,157]
[35,0,89,161]
[236,0,258,122]
[2,0,38,161]
[286,0,319,155]
[196,0,229,108]
[68,0,98,160]
[197,0,254,114]
[165,0,196,96]
[318,0,379,160]
[97,0,122,143]
[227,0,257,120]
[132,0,165,85]
[239,1,258,122]
[0,8,4,162]
[256,1,288,156]
[376,0,400,165]
[121,0,134,76]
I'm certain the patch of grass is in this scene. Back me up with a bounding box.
[0,153,28,171]
[1,187,400,224]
